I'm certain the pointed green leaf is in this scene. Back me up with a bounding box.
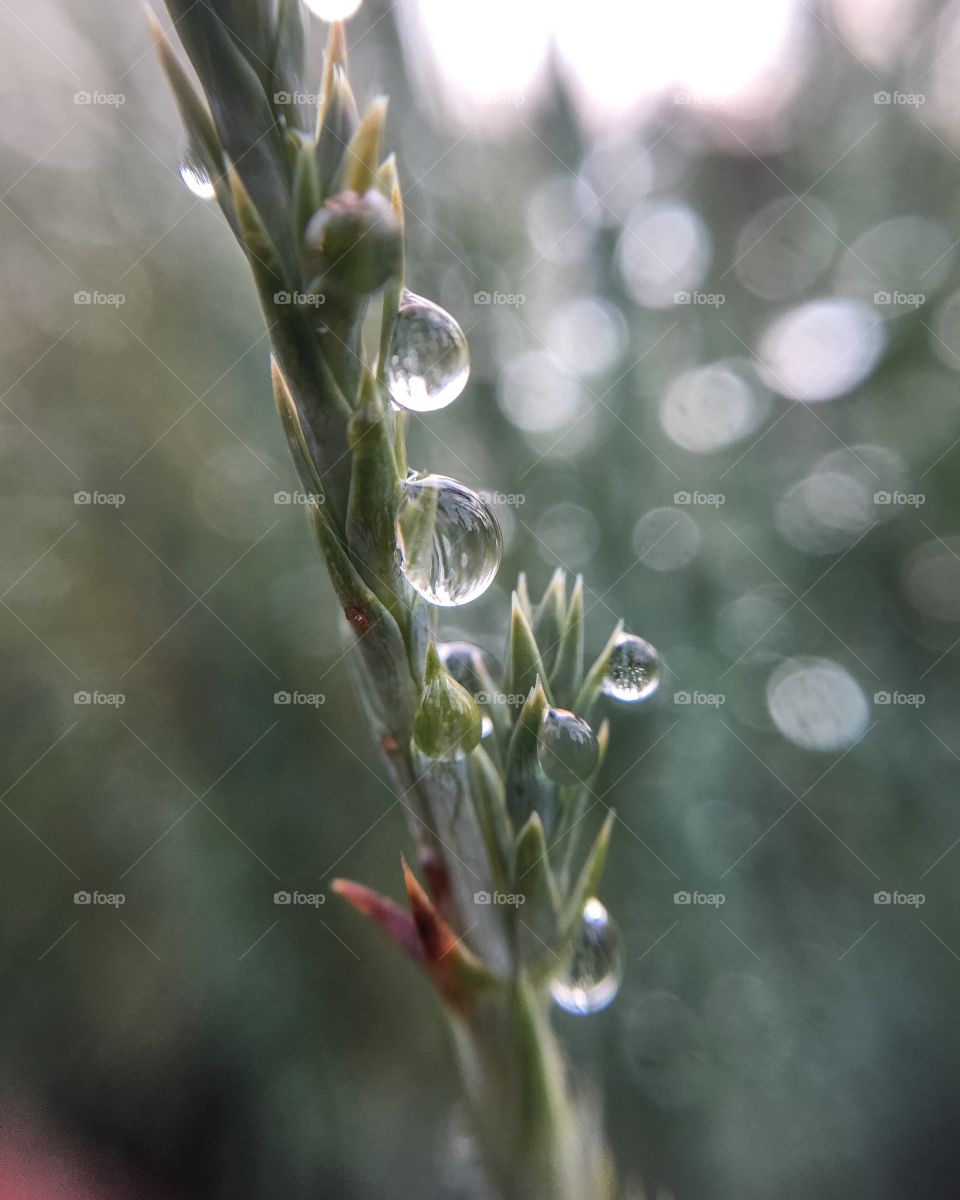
[413,642,482,761]
[504,592,551,709]
[336,97,387,194]
[560,810,615,941]
[316,66,359,197]
[574,620,625,715]
[468,745,512,892]
[533,568,566,663]
[513,812,561,951]
[552,574,584,706]
[504,678,552,831]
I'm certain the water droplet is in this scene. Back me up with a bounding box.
[602,633,661,703]
[396,473,502,607]
[387,291,470,412]
[538,707,599,786]
[178,149,215,200]
[480,714,493,739]
[438,640,499,692]
[551,898,623,1015]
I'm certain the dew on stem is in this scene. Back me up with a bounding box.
[551,898,623,1016]
[387,291,470,412]
[601,632,661,703]
[178,148,215,200]
[396,472,502,607]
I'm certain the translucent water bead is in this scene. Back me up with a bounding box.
[387,291,470,413]
[538,708,599,786]
[396,473,502,607]
[551,898,624,1016]
[178,149,215,200]
[602,632,661,703]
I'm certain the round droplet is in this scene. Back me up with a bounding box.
[602,633,661,703]
[387,291,470,412]
[551,898,623,1016]
[396,473,501,607]
[538,707,599,786]
[438,640,500,693]
[178,149,215,200]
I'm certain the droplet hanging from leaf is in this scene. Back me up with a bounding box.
[179,147,215,200]
[602,633,661,703]
[397,473,501,607]
[387,291,470,412]
[551,897,623,1015]
[537,707,599,786]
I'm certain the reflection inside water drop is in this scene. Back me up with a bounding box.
[551,897,623,1015]
[387,291,470,413]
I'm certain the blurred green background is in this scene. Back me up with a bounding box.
[2,0,960,1196]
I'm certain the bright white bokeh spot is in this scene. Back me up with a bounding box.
[766,657,868,751]
[758,299,884,401]
[302,0,362,17]
[632,507,700,571]
[618,202,711,309]
[498,351,584,434]
[544,297,627,377]
[660,362,768,453]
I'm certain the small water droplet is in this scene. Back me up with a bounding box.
[179,149,215,200]
[551,898,623,1015]
[602,632,661,703]
[538,707,599,786]
[480,714,493,739]
[387,291,470,413]
[397,473,501,607]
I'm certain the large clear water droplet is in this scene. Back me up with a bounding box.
[602,632,661,703]
[397,473,501,607]
[551,898,623,1015]
[179,149,215,200]
[387,291,470,413]
[538,707,599,786]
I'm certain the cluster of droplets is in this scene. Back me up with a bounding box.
[551,898,624,1015]
[387,294,502,608]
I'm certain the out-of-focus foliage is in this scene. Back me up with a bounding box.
[1,1,959,1198]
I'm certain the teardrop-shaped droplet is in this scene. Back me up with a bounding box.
[387,291,470,413]
[178,149,215,200]
[602,632,661,703]
[397,473,501,607]
[551,898,623,1015]
[538,707,599,786]
[480,714,494,740]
